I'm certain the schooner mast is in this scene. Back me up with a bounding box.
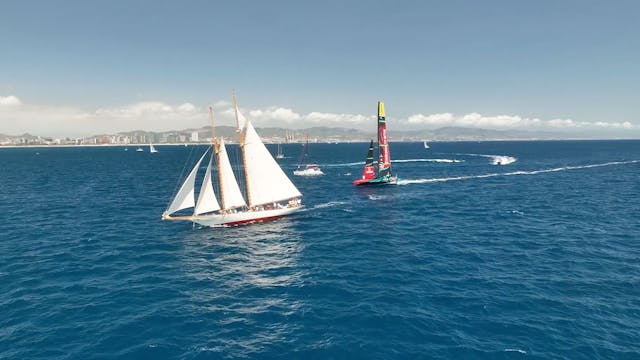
[210,106,225,210]
[233,91,252,208]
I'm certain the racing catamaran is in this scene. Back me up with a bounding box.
[353,101,397,186]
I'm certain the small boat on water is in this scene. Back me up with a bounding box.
[150,143,158,153]
[353,101,397,186]
[293,136,324,176]
[294,163,324,176]
[423,141,430,149]
[275,143,284,159]
[136,147,144,152]
[162,95,303,227]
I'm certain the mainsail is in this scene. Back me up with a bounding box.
[242,120,302,207]
[216,138,247,210]
[377,101,391,177]
[165,149,209,215]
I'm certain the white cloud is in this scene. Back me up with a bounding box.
[227,104,372,127]
[304,112,371,125]
[178,103,196,112]
[407,112,542,128]
[0,95,22,106]
[407,113,455,126]
[0,96,207,137]
[404,112,630,130]
[249,107,301,123]
[0,94,636,137]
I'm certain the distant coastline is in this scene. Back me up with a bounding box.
[1,124,638,147]
[1,138,638,149]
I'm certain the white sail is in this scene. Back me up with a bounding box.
[217,138,247,209]
[150,143,158,153]
[165,149,208,215]
[194,154,221,215]
[242,121,301,207]
[234,101,247,131]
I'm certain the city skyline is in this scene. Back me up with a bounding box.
[1,1,639,138]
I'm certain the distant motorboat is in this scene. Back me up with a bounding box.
[136,147,144,152]
[294,136,323,176]
[293,164,324,176]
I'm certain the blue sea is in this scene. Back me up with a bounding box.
[1,140,639,359]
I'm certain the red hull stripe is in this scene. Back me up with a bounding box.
[224,215,283,226]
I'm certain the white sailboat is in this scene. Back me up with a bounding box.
[162,97,303,227]
[423,141,430,149]
[150,143,158,153]
[276,143,284,159]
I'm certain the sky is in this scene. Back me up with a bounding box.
[0,0,639,138]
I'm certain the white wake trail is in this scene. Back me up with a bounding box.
[397,160,640,185]
[392,158,464,163]
[322,158,463,167]
[298,201,347,213]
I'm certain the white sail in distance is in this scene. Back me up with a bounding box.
[242,121,302,207]
[165,149,209,215]
[194,154,221,215]
[216,138,247,210]
[234,97,247,131]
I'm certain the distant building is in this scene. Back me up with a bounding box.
[191,131,199,142]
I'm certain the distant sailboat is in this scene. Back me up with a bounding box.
[293,136,324,176]
[353,101,397,185]
[276,143,284,159]
[162,96,303,227]
[423,141,430,149]
[150,143,158,153]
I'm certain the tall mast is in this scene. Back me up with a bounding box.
[233,91,252,208]
[377,101,391,177]
[209,106,217,146]
[210,106,225,209]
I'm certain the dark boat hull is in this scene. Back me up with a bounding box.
[353,175,398,186]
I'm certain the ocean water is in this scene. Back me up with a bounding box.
[1,140,639,359]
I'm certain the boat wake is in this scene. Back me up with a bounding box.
[322,158,463,167]
[458,153,517,165]
[299,201,347,212]
[321,161,364,167]
[367,194,387,201]
[392,158,464,163]
[504,348,527,354]
[397,160,640,185]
